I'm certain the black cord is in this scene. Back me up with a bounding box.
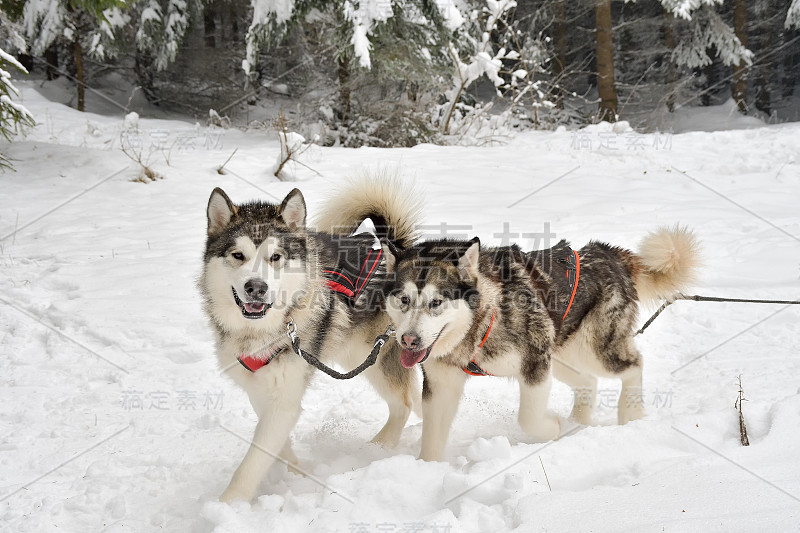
[289,332,391,380]
[636,293,800,336]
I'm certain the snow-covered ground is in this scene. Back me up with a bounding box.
[1,81,799,532]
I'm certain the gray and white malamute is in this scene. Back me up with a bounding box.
[379,228,699,461]
[199,179,422,502]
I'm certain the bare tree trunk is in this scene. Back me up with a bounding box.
[135,49,158,104]
[754,14,773,116]
[553,0,567,109]
[732,0,748,113]
[337,56,351,124]
[664,8,677,112]
[204,7,216,48]
[74,37,85,112]
[45,44,59,80]
[595,0,618,121]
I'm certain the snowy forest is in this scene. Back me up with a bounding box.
[3,0,800,148]
[3,1,800,531]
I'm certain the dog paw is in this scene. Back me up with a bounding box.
[569,406,594,426]
[522,414,561,442]
[418,449,446,462]
[285,459,304,476]
[618,405,645,425]
[219,486,253,504]
[370,428,401,449]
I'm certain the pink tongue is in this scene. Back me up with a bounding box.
[401,349,427,368]
[244,302,265,313]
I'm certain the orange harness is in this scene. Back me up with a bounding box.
[562,249,581,320]
[464,250,581,377]
[463,311,496,376]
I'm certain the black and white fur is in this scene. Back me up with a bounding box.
[381,228,700,461]
[199,181,422,502]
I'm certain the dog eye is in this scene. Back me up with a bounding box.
[269,253,281,262]
[429,299,443,309]
[400,295,410,306]
[231,252,245,261]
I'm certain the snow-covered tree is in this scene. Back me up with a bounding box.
[243,1,453,91]
[438,0,555,132]
[787,0,800,27]
[661,0,726,20]
[243,0,434,78]
[669,5,752,68]
[1,46,35,170]
[440,0,517,133]
[237,0,459,146]
[19,0,127,111]
[134,0,202,71]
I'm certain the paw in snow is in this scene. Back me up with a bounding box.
[520,413,561,442]
[219,486,253,504]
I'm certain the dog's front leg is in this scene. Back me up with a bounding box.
[518,363,561,442]
[220,366,306,503]
[419,361,467,462]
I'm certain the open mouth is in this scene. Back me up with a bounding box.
[232,287,272,319]
[400,327,445,369]
[400,345,433,369]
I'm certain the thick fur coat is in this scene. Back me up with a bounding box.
[199,180,422,502]
[380,227,700,461]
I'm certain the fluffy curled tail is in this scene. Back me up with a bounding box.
[314,170,423,249]
[634,226,701,303]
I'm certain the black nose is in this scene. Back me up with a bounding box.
[244,279,269,300]
[401,333,421,350]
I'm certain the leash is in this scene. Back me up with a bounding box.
[285,318,395,379]
[636,293,800,336]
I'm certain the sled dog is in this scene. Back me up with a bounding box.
[199,179,422,502]
[380,228,699,461]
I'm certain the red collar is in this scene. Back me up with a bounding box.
[237,345,284,372]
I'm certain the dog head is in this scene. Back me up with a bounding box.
[383,237,482,368]
[201,187,309,331]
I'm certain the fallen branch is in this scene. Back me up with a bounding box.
[217,148,238,175]
[120,133,162,183]
[735,375,750,447]
[539,456,552,491]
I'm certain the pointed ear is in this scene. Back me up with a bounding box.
[458,237,480,279]
[207,188,237,235]
[280,188,306,231]
[381,240,399,273]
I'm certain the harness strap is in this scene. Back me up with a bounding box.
[325,280,355,298]
[562,249,581,320]
[462,311,496,377]
[464,360,493,377]
[324,248,383,303]
[463,249,580,378]
[355,248,382,300]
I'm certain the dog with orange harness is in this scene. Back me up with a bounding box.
[378,228,699,461]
